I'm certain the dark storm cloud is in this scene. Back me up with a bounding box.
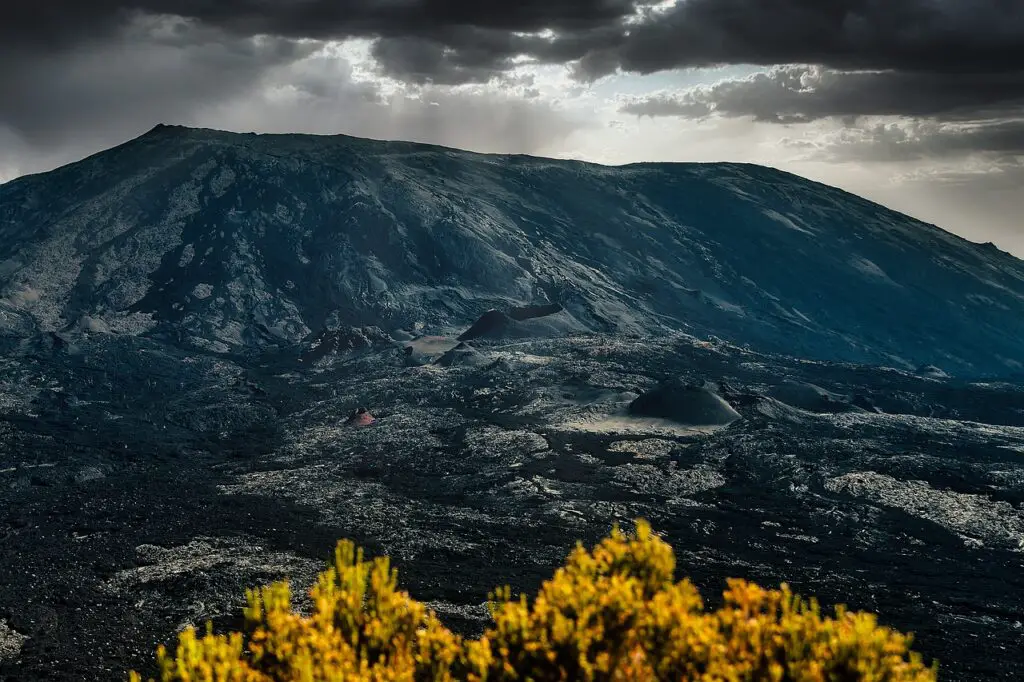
[4,0,1024,179]
[370,34,517,86]
[8,1,1023,83]
[3,1,643,87]
[2,0,645,50]
[620,67,1024,123]
[576,0,1024,80]
[0,16,317,150]
[5,0,1023,138]
[0,10,587,181]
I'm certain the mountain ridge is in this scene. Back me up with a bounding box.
[2,125,1023,375]
[4,123,1020,252]
[5,123,1013,264]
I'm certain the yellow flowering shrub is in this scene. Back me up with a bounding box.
[132,521,937,681]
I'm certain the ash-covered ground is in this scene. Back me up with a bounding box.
[1,330,1023,680]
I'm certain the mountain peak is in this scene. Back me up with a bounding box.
[142,123,188,137]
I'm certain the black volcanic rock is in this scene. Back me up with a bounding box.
[851,394,883,413]
[458,310,513,341]
[300,326,391,364]
[767,381,866,414]
[1,320,1024,681]
[629,379,742,426]
[508,303,563,321]
[457,304,579,342]
[0,302,36,338]
[435,342,488,368]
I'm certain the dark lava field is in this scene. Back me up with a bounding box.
[2,331,1023,680]
[2,126,1024,679]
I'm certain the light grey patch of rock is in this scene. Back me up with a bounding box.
[7,234,86,330]
[74,465,106,484]
[826,472,1024,551]
[0,619,28,663]
[209,167,236,197]
[189,337,232,354]
[107,538,319,590]
[989,469,1024,488]
[103,537,323,628]
[612,462,726,498]
[219,468,492,563]
[608,439,676,460]
[463,427,548,461]
[192,283,214,300]
[103,311,158,335]
[178,244,195,267]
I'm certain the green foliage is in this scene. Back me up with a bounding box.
[132,520,938,681]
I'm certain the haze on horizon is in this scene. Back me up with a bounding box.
[2,1,1022,255]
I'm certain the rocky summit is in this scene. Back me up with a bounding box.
[1,126,1023,680]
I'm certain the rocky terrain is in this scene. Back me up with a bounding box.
[1,127,1023,680]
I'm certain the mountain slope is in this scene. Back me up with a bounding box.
[2,124,1023,373]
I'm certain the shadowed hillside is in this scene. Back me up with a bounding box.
[2,125,1023,374]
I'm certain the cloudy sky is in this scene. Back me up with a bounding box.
[2,1,1022,254]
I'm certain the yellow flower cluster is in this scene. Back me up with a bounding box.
[132,521,937,681]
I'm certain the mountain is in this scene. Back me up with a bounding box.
[2,124,1023,374]
[2,128,1024,682]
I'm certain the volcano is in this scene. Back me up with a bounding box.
[1,127,1023,681]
